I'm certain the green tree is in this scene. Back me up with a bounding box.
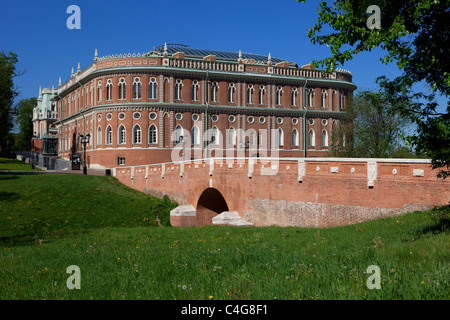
[297,0,450,177]
[0,51,20,156]
[13,97,37,151]
[329,87,411,158]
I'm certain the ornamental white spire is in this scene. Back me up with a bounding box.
[58,77,61,86]
[94,48,98,60]
[71,67,74,76]
[238,49,242,62]
[163,42,168,57]
[77,62,81,73]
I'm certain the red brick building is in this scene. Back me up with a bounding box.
[53,44,356,169]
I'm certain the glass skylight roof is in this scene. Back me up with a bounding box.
[150,45,297,66]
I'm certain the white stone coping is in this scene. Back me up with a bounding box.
[170,205,197,217]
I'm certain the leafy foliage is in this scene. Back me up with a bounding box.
[330,85,412,158]
[13,97,37,151]
[297,0,450,96]
[0,51,20,156]
[298,0,449,177]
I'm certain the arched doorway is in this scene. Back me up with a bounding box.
[196,188,229,225]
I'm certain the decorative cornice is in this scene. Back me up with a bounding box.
[55,101,346,124]
[54,65,356,100]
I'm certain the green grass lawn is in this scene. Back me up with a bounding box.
[0,171,448,300]
[0,157,41,171]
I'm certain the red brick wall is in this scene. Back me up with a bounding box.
[114,158,449,227]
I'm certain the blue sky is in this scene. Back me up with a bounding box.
[0,0,445,114]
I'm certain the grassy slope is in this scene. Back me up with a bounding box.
[0,157,41,171]
[0,171,448,300]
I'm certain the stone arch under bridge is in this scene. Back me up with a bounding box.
[196,187,229,224]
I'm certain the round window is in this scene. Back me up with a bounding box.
[97,114,102,121]
[211,114,219,122]
[175,113,183,121]
[259,116,266,124]
[133,112,141,120]
[292,118,298,125]
[308,119,314,125]
[149,112,157,120]
[228,115,236,123]
[118,112,126,120]
[277,117,283,124]
[106,113,112,121]
[247,116,254,124]
[322,119,328,126]
[192,113,199,121]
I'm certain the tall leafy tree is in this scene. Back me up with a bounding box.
[297,0,450,177]
[13,97,37,151]
[330,86,411,158]
[0,51,20,156]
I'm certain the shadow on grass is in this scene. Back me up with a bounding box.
[0,174,19,181]
[0,230,91,248]
[417,205,450,236]
[419,218,449,234]
[0,191,19,201]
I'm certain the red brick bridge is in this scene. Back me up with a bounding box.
[113,157,449,227]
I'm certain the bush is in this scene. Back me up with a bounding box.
[429,205,449,233]
[154,195,177,227]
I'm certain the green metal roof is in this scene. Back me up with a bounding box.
[150,44,298,67]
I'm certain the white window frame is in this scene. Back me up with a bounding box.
[211,81,219,103]
[228,83,236,103]
[174,124,183,144]
[228,126,236,146]
[321,129,329,147]
[97,81,102,102]
[276,86,283,106]
[106,125,112,145]
[97,126,102,146]
[277,128,284,147]
[118,124,126,145]
[149,124,158,144]
[211,126,219,146]
[292,129,299,147]
[118,78,126,100]
[247,84,254,104]
[259,85,266,105]
[308,88,314,107]
[308,129,315,148]
[106,79,113,101]
[192,80,199,101]
[175,79,183,100]
[321,89,327,108]
[292,87,298,107]
[149,77,158,100]
[191,125,200,146]
[133,77,142,99]
[133,124,142,144]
